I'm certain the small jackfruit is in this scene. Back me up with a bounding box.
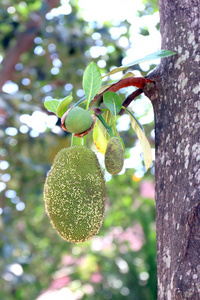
[105,137,124,175]
[44,146,106,243]
[64,107,93,134]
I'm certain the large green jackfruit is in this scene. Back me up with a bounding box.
[44,146,106,243]
[105,137,124,175]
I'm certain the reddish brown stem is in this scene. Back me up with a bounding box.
[93,77,155,103]
[109,77,154,90]
[119,89,143,115]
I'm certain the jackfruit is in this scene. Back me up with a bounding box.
[64,107,93,134]
[105,137,124,175]
[44,146,106,243]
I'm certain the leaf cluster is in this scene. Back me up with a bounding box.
[44,49,175,171]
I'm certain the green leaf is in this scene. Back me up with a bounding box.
[56,93,73,118]
[103,49,176,78]
[126,108,152,171]
[103,91,122,116]
[28,1,42,11]
[82,62,102,110]
[44,99,60,114]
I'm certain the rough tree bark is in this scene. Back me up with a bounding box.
[146,0,200,299]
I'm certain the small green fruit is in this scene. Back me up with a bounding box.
[64,107,93,134]
[44,146,107,243]
[105,137,124,175]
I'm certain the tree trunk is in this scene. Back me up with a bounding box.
[146,0,200,299]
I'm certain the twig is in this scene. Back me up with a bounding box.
[119,89,143,115]
[93,77,154,103]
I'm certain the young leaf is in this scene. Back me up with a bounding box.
[126,108,152,171]
[123,107,145,133]
[82,62,102,110]
[103,91,122,116]
[93,111,119,154]
[93,119,109,154]
[98,83,113,94]
[56,93,73,118]
[121,72,136,79]
[44,99,60,114]
[103,49,176,78]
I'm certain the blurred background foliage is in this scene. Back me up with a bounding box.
[0,0,159,299]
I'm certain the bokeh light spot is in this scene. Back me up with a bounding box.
[2,81,19,94]
[0,161,9,170]
[5,190,17,198]
[19,125,29,134]
[0,182,6,192]
[5,127,18,136]
[16,202,25,211]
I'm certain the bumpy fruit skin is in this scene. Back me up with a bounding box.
[64,107,93,134]
[105,137,124,175]
[44,146,106,243]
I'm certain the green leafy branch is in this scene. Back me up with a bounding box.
[44,49,176,171]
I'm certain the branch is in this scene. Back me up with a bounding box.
[93,77,154,103]
[119,89,143,115]
[91,77,155,114]
[0,0,60,91]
